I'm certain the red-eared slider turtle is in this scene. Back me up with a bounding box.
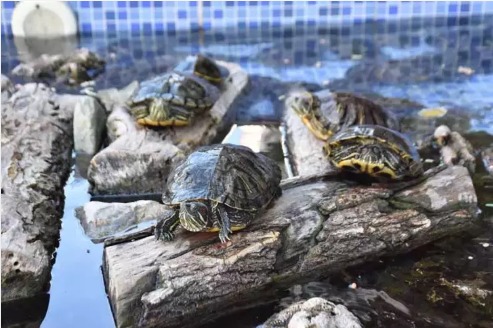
[129,55,222,127]
[155,143,282,243]
[285,90,399,141]
[324,125,423,180]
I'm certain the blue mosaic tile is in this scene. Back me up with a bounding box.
[1,1,493,37]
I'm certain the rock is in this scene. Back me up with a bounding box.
[75,201,171,243]
[73,96,107,155]
[12,48,105,85]
[88,58,248,195]
[1,75,15,102]
[1,83,74,302]
[103,166,478,328]
[263,297,362,328]
[74,153,93,179]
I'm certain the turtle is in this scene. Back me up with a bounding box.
[128,55,222,127]
[285,89,399,141]
[155,143,282,243]
[324,125,423,180]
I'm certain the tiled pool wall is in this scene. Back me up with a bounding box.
[2,1,493,37]
[1,1,492,90]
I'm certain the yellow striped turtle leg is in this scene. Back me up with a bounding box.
[216,203,232,243]
[155,210,180,241]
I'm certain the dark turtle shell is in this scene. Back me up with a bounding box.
[165,144,282,211]
[286,89,399,141]
[325,125,423,180]
[131,72,220,110]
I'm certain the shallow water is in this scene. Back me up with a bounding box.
[2,15,493,328]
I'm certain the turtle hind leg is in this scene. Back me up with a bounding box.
[155,210,180,241]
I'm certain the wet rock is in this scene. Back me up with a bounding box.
[88,58,248,195]
[75,201,171,243]
[1,83,73,302]
[73,96,107,155]
[12,48,105,85]
[1,75,15,101]
[74,153,92,180]
[434,125,476,174]
[262,297,362,328]
[103,166,478,328]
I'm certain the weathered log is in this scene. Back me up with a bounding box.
[87,59,248,195]
[283,103,331,176]
[75,201,169,243]
[1,83,74,302]
[103,165,478,328]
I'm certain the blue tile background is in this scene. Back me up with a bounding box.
[1,1,493,36]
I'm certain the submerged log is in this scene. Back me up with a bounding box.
[103,165,478,328]
[1,83,74,302]
[87,59,248,195]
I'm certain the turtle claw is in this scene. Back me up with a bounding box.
[218,223,232,244]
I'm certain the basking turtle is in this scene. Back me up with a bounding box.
[324,125,423,180]
[129,55,222,127]
[155,143,282,243]
[285,89,399,141]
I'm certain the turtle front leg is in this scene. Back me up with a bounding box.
[155,210,180,241]
[215,203,232,243]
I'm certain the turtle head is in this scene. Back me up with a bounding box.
[179,201,210,232]
[193,55,222,85]
[286,91,316,119]
[129,102,150,120]
[434,125,451,146]
[130,98,172,126]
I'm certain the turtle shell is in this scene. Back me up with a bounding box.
[326,125,423,179]
[286,89,399,141]
[131,72,220,109]
[165,144,282,211]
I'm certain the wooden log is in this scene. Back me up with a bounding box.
[87,59,248,195]
[283,101,332,176]
[103,165,478,328]
[1,83,74,302]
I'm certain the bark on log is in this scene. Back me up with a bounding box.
[1,83,74,302]
[87,59,248,195]
[103,165,478,328]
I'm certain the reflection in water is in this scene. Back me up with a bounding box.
[1,294,49,328]
[40,171,114,328]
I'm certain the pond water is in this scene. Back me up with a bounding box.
[2,15,493,328]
